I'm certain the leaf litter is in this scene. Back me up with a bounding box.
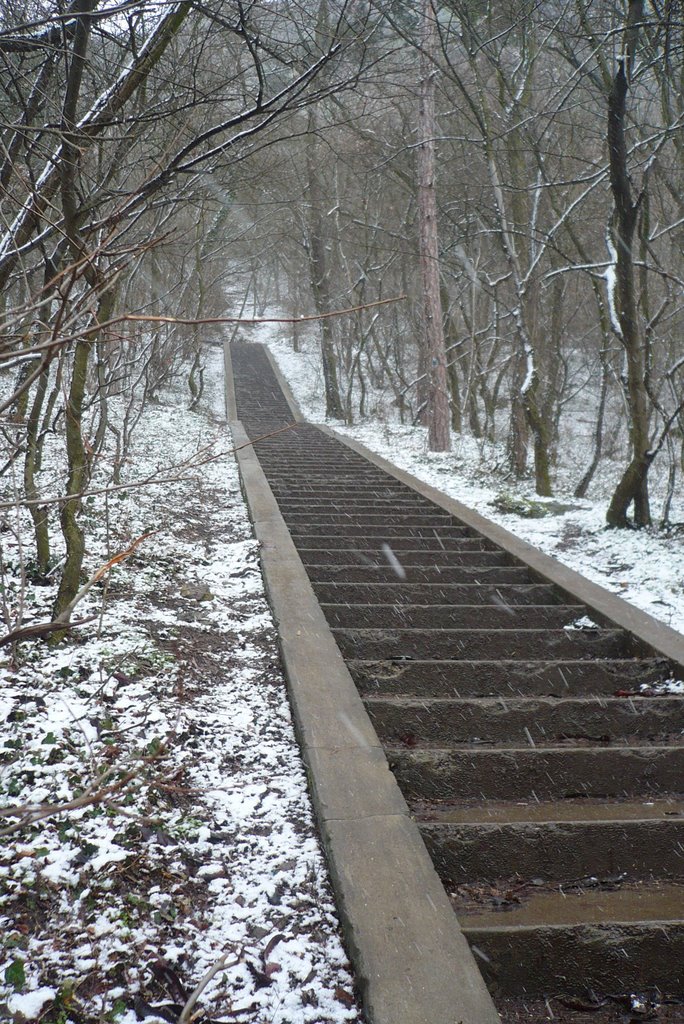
[0,349,361,1024]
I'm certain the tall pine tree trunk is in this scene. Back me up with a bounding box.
[417,0,450,451]
[306,119,344,421]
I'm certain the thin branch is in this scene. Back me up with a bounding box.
[0,531,155,647]
[0,423,298,511]
[177,951,243,1024]
[76,293,408,336]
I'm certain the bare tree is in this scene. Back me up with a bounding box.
[417,0,450,451]
[0,0,378,629]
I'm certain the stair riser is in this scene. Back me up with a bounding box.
[290,534,485,548]
[367,697,684,744]
[313,583,560,606]
[284,501,458,510]
[300,549,511,567]
[290,524,475,540]
[333,628,628,661]
[349,658,671,698]
[325,604,584,629]
[423,820,684,884]
[269,486,429,495]
[389,748,684,800]
[306,566,532,584]
[284,514,456,526]
[263,474,395,485]
[272,495,439,507]
[462,924,684,996]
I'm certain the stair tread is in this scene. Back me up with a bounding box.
[457,879,684,929]
[322,602,582,610]
[412,796,684,824]
[350,657,661,666]
[364,693,684,707]
[389,743,684,755]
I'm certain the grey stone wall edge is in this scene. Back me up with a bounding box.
[222,348,500,1022]
[321,425,684,670]
[222,340,237,421]
[229,420,500,1024]
[262,345,305,421]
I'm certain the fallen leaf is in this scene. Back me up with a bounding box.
[334,987,355,1008]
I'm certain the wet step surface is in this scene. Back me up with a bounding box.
[229,342,684,1015]
[322,602,587,628]
[349,657,671,696]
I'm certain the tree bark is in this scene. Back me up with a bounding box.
[24,360,51,576]
[305,119,344,420]
[575,348,609,499]
[53,286,116,622]
[605,0,653,528]
[417,0,450,451]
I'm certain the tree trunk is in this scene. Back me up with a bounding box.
[305,132,344,421]
[417,0,450,451]
[575,348,609,499]
[52,337,93,621]
[507,352,529,477]
[53,287,116,621]
[24,363,51,576]
[605,1,652,528]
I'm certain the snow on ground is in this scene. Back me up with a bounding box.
[0,349,362,1023]
[265,328,684,638]
[3,320,681,1023]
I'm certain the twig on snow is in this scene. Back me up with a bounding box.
[176,950,243,1024]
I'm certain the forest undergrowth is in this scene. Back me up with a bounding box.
[0,350,361,1024]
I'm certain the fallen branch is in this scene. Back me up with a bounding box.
[0,743,169,836]
[177,950,243,1024]
[0,614,96,647]
[0,531,155,647]
[0,769,138,835]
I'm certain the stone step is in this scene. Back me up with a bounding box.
[387,745,684,801]
[270,487,433,500]
[417,803,684,884]
[323,603,585,630]
[299,548,512,567]
[313,582,560,606]
[275,498,441,511]
[332,626,630,661]
[306,565,533,584]
[270,485,430,497]
[348,657,671,697]
[460,883,684,995]
[265,472,394,484]
[288,525,478,541]
[282,512,457,526]
[364,694,684,745]
[294,536,492,552]
[258,461,366,472]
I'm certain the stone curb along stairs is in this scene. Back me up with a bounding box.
[224,346,501,1024]
[224,338,684,1018]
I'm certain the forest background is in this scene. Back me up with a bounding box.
[0,3,683,1021]
[1,0,683,647]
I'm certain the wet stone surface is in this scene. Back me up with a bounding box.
[229,341,684,1007]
